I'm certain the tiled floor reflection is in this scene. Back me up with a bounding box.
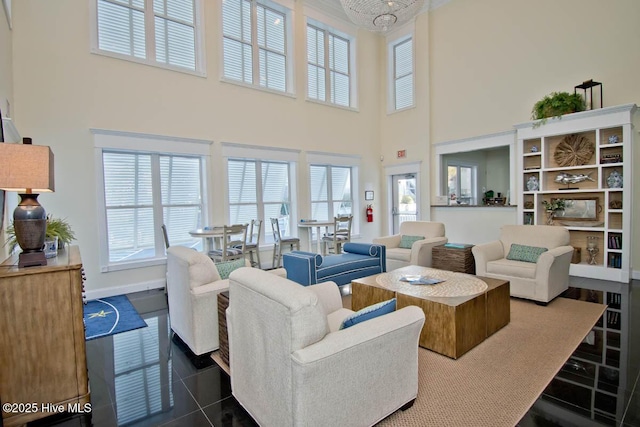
[27,277,639,426]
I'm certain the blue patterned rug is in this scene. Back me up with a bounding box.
[84,295,147,341]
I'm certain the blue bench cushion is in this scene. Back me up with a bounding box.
[317,252,382,285]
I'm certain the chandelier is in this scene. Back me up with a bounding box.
[339,0,426,32]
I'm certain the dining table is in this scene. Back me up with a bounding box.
[189,227,225,253]
[297,220,335,254]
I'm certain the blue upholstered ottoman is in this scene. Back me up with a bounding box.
[283,243,386,286]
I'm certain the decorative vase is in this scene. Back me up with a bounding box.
[526,176,539,191]
[607,170,623,188]
[545,210,555,225]
[586,236,599,265]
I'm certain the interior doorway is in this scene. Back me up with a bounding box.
[391,174,417,234]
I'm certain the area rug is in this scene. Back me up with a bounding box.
[378,297,605,427]
[213,297,604,426]
[84,295,147,341]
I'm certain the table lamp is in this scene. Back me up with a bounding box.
[0,138,55,267]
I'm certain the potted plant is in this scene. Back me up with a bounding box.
[542,199,566,225]
[4,215,75,255]
[531,92,586,126]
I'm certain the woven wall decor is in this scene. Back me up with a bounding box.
[554,134,595,167]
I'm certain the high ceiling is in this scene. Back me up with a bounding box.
[304,0,451,28]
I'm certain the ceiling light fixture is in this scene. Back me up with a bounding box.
[339,0,425,32]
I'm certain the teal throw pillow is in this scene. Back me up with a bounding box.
[339,298,396,330]
[506,244,548,263]
[399,235,425,249]
[215,258,246,280]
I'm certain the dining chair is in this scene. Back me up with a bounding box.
[270,217,300,269]
[161,224,170,249]
[209,224,248,262]
[243,219,262,268]
[321,215,353,256]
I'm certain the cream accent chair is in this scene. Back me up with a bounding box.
[472,225,573,304]
[373,221,447,271]
[227,267,425,427]
[166,246,284,355]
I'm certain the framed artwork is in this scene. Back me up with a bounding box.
[364,191,374,201]
[554,198,600,220]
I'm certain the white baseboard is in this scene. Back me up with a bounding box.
[85,278,166,300]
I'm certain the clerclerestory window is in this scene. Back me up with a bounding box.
[222,0,293,94]
[92,0,204,74]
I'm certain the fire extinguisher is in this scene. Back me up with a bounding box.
[366,204,373,222]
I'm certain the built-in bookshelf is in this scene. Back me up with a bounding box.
[515,104,636,282]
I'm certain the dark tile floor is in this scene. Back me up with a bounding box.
[27,277,640,427]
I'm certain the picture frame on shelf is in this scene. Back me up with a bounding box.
[554,198,600,220]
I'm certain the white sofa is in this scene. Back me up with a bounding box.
[373,221,447,271]
[227,267,425,427]
[166,246,284,355]
[472,225,574,304]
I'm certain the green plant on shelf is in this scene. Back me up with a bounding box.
[531,92,586,127]
[542,199,566,212]
[4,215,76,254]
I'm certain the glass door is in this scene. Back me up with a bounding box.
[391,174,417,234]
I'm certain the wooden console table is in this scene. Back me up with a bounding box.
[0,246,90,426]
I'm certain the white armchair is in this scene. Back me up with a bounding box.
[472,225,573,304]
[166,246,284,355]
[227,267,425,427]
[373,221,447,271]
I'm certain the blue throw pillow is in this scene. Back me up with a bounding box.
[399,235,424,249]
[506,244,548,263]
[339,298,396,330]
[215,258,246,280]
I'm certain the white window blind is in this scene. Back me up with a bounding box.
[393,37,414,110]
[227,159,292,244]
[307,23,351,107]
[309,165,352,238]
[102,151,204,263]
[95,0,200,72]
[223,0,289,92]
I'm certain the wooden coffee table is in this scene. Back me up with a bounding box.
[351,266,510,359]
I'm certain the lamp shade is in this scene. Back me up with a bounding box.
[0,143,55,193]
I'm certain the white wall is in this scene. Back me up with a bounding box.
[10,0,383,294]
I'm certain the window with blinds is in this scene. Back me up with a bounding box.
[307,23,352,107]
[223,0,290,93]
[309,165,352,238]
[102,150,204,263]
[392,37,414,110]
[95,0,200,72]
[228,159,291,244]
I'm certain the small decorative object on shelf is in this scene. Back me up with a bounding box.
[542,199,565,225]
[554,134,595,167]
[608,135,619,144]
[524,201,534,209]
[530,145,538,153]
[607,170,623,188]
[601,153,622,164]
[609,200,622,209]
[586,236,599,265]
[531,91,586,127]
[526,176,539,191]
[554,172,595,190]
